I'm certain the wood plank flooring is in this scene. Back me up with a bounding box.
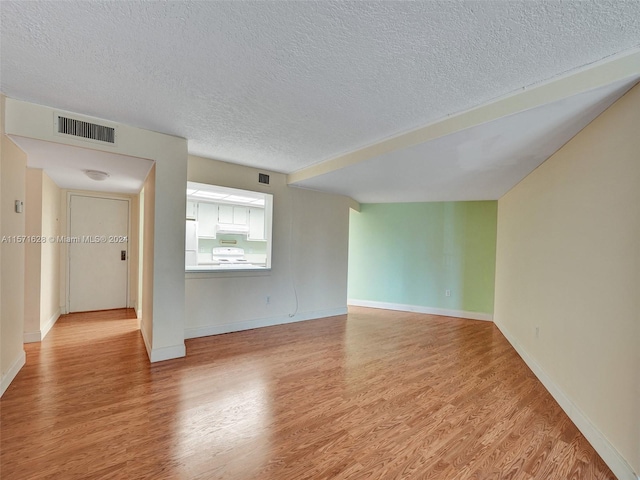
[1,307,615,479]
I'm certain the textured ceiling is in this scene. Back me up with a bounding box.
[9,136,154,194]
[2,0,640,179]
[292,77,639,203]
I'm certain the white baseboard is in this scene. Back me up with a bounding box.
[139,318,152,359]
[41,308,61,340]
[1,350,26,397]
[184,307,348,339]
[139,316,186,363]
[149,344,186,363]
[23,308,62,343]
[347,299,493,322]
[494,320,638,480]
[23,331,42,343]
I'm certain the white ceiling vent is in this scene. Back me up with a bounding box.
[55,114,116,145]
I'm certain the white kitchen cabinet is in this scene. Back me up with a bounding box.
[248,208,265,241]
[233,206,248,225]
[218,205,248,225]
[186,200,197,220]
[188,200,261,240]
[218,204,234,224]
[185,220,198,250]
[198,202,218,238]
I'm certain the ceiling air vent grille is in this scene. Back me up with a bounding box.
[57,116,115,144]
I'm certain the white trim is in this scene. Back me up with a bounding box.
[1,350,26,397]
[41,308,61,340]
[347,299,493,322]
[184,307,348,339]
[139,317,186,363]
[24,331,42,343]
[494,320,639,480]
[149,344,186,363]
[139,318,152,359]
[23,309,61,343]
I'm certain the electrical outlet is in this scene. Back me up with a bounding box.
[445,289,451,297]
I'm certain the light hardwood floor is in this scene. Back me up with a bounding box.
[1,307,615,479]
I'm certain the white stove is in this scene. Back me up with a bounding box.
[211,247,252,266]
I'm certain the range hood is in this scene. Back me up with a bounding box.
[216,223,249,235]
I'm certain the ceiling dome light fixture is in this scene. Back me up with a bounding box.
[84,170,110,181]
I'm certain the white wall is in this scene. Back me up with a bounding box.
[137,187,145,320]
[140,166,155,350]
[1,95,27,396]
[24,168,43,340]
[4,98,188,362]
[39,173,61,335]
[1,98,3,390]
[185,156,358,337]
[23,169,61,342]
[128,189,139,311]
[494,83,640,479]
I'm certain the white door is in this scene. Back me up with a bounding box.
[69,195,129,312]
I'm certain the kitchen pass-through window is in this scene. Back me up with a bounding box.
[185,182,273,272]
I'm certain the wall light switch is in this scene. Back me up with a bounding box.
[15,200,23,213]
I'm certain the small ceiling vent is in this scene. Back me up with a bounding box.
[258,173,270,185]
[56,115,116,144]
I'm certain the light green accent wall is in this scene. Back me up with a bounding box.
[198,234,267,255]
[348,201,497,314]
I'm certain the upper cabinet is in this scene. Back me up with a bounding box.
[186,200,197,220]
[233,206,248,225]
[248,208,265,241]
[198,202,218,238]
[218,204,233,224]
[189,201,264,240]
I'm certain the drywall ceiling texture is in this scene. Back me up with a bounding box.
[1,0,640,176]
[9,136,154,194]
[293,77,639,203]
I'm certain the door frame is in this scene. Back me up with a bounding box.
[65,191,132,313]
